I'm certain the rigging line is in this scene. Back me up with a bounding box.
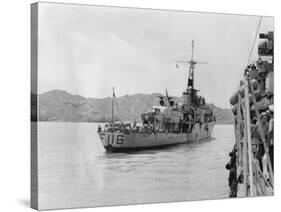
[247,16,263,65]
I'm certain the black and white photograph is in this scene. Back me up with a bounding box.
[30,2,274,210]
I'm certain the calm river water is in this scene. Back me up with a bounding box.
[38,122,234,210]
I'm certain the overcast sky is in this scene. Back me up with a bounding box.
[37,3,273,108]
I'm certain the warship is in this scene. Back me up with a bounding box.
[98,40,216,152]
[226,28,274,197]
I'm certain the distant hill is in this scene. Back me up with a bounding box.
[211,104,234,125]
[33,90,234,124]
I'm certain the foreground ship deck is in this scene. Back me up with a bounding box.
[226,30,274,197]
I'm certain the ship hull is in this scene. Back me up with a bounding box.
[104,143,181,153]
[99,122,215,152]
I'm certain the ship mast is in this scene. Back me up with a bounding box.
[187,40,196,91]
[111,87,114,128]
[176,40,207,100]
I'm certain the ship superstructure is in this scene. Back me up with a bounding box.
[98,41,216,152]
